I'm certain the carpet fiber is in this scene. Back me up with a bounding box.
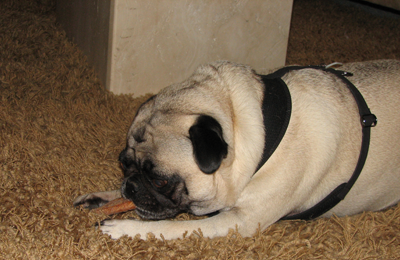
[1,0,400,259]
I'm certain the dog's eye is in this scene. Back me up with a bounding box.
[152,179,168,188]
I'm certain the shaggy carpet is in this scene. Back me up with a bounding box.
[1,0,400,259]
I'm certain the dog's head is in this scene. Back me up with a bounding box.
[119,61,264,220]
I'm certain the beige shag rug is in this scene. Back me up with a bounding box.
[1,0,400,259]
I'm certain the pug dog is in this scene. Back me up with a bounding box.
[74,59,400,240]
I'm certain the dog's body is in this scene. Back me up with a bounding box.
[74,60,400,240]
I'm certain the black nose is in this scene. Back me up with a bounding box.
[124,175,140,197]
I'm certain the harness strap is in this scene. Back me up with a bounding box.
[257,65,377,221]
[254,75,291,173]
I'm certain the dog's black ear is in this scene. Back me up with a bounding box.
[189,115,228,174]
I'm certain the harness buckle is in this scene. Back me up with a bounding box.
[362,114,377,127]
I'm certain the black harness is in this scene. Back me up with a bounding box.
[256,65,377,221]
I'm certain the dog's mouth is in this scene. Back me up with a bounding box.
[134,206,179,220]
[120,189,164,219]
[123,185,188,220]
[121,171,191,220]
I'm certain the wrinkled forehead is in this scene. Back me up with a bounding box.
[127,107,197,148]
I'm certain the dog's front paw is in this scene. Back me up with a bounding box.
[99,219,141,239]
